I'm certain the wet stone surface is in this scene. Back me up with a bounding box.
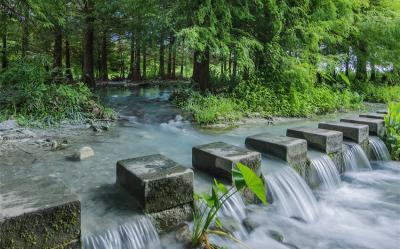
[359,113,385,120]
[116,154,194,213]
[0,176,81,249]
[318,121,369,144]
[245,133,307,166]
[287,127,343,154]
[192,142,261,182]
[340,117,385,137]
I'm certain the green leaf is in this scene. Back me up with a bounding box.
[338,73,351,87]
[233,162,267,204]
[214,179,228,194]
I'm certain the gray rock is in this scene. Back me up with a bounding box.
[71,146,94,160]
[0,176,81,249]
[242,217,260,232]
[0,120,17,131]
[269,230,284,242]
[287,127,343,154]
[149,203,193,233]
[192,142,261,182]
[245,133,307,166]
[117,154,194,213]
[359,113,385,120]
[376,110,388,114]
[2,129,37,140]
[319,121,369,144]
[175,223,191,244]
[340,117,385,137]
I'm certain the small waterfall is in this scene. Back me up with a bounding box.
[309,155,341,191]
[219,191,247,221]
[267,167,319,223]
[369,136,391,161]
[343,142,372,171]
[83,216,160,249]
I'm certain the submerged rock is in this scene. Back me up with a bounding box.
[2,129,37,140]
[268,230,284,242]
[175,223,191,244]
[242,217,260,232]
[71,146,94,160]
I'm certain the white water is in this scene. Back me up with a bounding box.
[343,142,372,171]
[310,155,341,191]
[83,216,160,249]
[266,167,319,223]
[369,136,391,161]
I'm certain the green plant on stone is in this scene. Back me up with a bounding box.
[384,102,400,160]
[191,163,267,249]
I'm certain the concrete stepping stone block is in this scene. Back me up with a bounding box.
[340,117,385,137]
[0,176,81,249]
[376,110,388,114]
[116,154,194,213]
[192,142,261,182]
[286,127,343,154]
[245,133,307,166]
[318,121,369,144]
[359,113,385,120]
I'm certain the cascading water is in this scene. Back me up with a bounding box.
[343,142,372,171]
[83,216,160,249]
[219,191,247,221]
[309,155,341,191]
[266,167,319,223]
[369,136,391,161]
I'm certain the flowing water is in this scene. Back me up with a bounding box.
[1,86,397,249]
[343,142,372,171]
[309,154,341,191]
[369,136,391,161]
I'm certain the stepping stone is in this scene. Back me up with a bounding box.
[286,127,343,154]
[376,110,388,114]
[117,154,193,213]
[0,176,81,249]
[192,142,261,182]
[359,113,385,120]
[340,117,385,137]
[318,121,369,143]
[245,133,307,165]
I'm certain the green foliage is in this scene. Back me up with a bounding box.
[384,102,400,160]
[361,83,400,103]
[191,163,266,248]
[0,60,113,126]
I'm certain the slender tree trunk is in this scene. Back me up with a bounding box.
[133,38,141,81]
[159,33,165,79]
[180,38,184,78]
[167,33,173,79]
[83,0,95,88]
[1,25,7,68]
[142,43,147,80]
[192,49,210,91]
[21,19,29,58]
[53,26,63,78]
[65,39,73,82]
[228,50,232,76]
[345,48,351,76]
[129,34,135,80]
[370,62,376,82]
[232,51,237,78]
[172,39,176,79]
[100,30,108,81]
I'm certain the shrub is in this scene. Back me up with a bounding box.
[0,60,113,126]
[361,83,400,103]
[384,102,400,160]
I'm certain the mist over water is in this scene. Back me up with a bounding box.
[1,87,397,249]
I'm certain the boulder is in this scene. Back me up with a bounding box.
[0,176,81,249]
[71,146,94,160]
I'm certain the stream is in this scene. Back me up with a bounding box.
[1,86,398,249]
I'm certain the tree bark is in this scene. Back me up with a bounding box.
[159,33,165,79]
[53,26,63,78]
[1,25,7,68]
[83,0,95,88]
[142,44,147,80]
[370,62,376,82]
[65,39,73,82]
[180,38,184,78]
[228,50,232,76]
[232,50,237,78]
[100,30,108,81]
[172,38,176,79]
[129,34,135,79]
[133,38,141,81]
[167,33,173,79]
[192,49,210,91]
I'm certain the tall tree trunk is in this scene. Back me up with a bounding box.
[180,38,184,78]
[129,34,135,80]
[370,62,376,82]
[142,44,147,80]
[167,34,173,79]
[172,38,176,79]
[83,0,95,88]
[133,38,141,81]
[65,39,73,82]
[21,19,29,58]
[100,30,108,81]
[228,50,232,76]
[53,26,63,78]
[345,48,351,76]
[232,50,237,78]
[355,41,367,83]
[192,49,210,91]
[1,25,7,68]
[159,33,165,79]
